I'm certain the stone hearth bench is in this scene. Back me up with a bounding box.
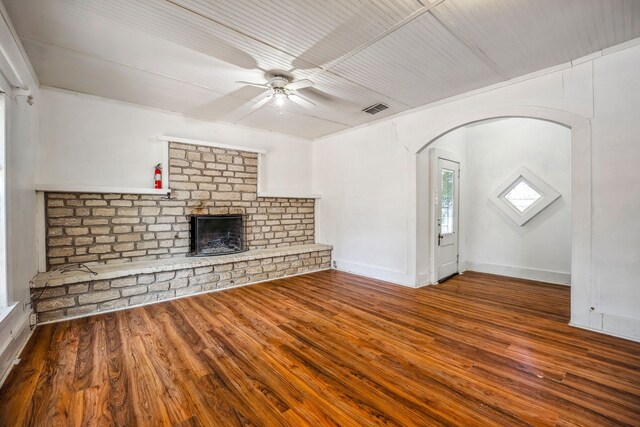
[30,243,332,323]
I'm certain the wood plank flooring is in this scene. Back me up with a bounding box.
[1,270,639,426]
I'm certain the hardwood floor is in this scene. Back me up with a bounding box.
[1,270,639,426]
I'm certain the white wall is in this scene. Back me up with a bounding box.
[314,39,640,341]
[0,3,40,383]
[313,123,410,284]
[590,44,640,329]
[447,119,571,283]
[7,90,39,305]
[38,88,314,194]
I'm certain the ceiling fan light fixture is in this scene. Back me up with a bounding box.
[241,76,315,112]
[274,92,286,107]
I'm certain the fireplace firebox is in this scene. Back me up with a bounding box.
[190,215,246,256]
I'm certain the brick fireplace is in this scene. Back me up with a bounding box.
[31,141,332,323]
[45,142,315,268]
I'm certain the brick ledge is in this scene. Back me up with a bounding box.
[31,244,332,289]
[36,267,333,325]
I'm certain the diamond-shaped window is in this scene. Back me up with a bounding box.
[504,179,541,212]
[490,167,561,226]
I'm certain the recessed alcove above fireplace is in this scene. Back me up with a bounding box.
[190,214,246,256]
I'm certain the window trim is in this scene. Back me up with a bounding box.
[0,77,8,309]
[490,166,561,226]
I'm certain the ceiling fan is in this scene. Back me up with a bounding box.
[236,76,316,110]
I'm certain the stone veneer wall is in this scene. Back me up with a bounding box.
[33,249,331,323]
[45,142,315,268]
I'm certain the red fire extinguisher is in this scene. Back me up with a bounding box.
[154,163,162,189]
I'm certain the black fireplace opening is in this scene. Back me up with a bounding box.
[190,215,246,256]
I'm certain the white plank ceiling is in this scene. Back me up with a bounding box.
[5,0,640,139]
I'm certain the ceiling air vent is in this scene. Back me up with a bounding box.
[362,103,389,115]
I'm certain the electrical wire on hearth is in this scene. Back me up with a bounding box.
[27,263,98,308]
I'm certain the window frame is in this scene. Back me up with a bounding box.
[503,177,542,213]
[0,75,8,309]
[490,166,561,226]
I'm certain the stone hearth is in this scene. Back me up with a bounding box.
[31,244,332,323]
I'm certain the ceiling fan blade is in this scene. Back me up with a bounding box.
[236,80,269,89]
[251,95,272,110]
[289,93,315,109]
[287,79,314,90]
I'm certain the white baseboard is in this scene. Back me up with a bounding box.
[0,304,33,387]
[570,313,640,343]
[464,262,571,285]
[600,313,640,342]
[333,260,414,287]
[416,273,436,287]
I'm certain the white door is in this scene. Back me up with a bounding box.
[435,158,460,282]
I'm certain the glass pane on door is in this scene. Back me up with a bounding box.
[441,169,454,234]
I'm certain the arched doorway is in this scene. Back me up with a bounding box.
[410,106,592,329]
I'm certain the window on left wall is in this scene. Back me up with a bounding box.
[0,88,7,309]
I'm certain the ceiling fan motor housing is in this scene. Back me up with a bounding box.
[269,76,289,89]
[242,76,315,110]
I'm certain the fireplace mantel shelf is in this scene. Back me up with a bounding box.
[34,185,320,199]
[35,184,171,196]
[31,243,333,289]
[257,191,322,199]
